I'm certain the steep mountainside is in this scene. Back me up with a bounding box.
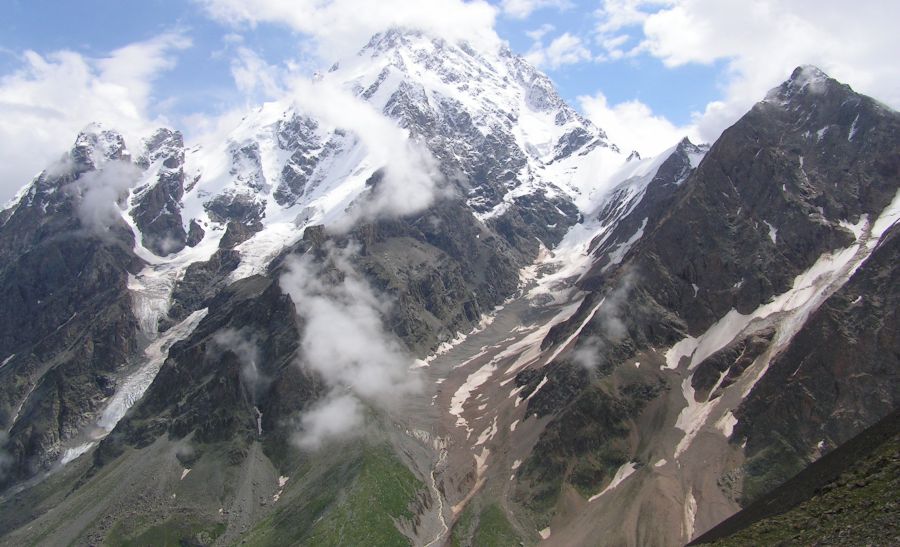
[508,65,900,545]
[0,128,142,488]
[0,29,896,547]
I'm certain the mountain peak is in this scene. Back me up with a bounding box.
[139,127,183,168]
[360,27,418,56]
[72,123,129,169]
[790,64,829,84]
[764,65,844,106]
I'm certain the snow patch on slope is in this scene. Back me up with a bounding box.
[588,461,637,502]
[669,197,898,459]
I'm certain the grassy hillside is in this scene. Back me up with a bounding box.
[693,410,900,545]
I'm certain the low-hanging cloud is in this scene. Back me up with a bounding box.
[0,432,12,483]
[295,392,364,450]
[571,271,636,370]
[286,76,446,228]
[210,327,269,404]
[279,243,422,449]
[71,160,142,235]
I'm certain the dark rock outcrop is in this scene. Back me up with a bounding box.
[130,128,188,256]
[0,130,141,487]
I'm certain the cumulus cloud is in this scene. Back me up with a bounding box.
[196,0,501,60]
[525,32,593,70]
[579,91,696,156]
[593,0,662,60]
[0,32,190,204]
[592,0,900,143]
[501,0,572,19]
[229,46,286,102]
[279,243,422,449]
[285,76,445,227]
[525,23,556,42]
[70,160,142,235]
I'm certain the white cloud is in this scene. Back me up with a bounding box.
[211,328,270,404]
[230,46,286,101]
[526,32,593,69]
[284,76,444,226]
[501,0,572,19]
[579,91,694,156]
[592,0,666,60]
[592,0,900,144]
[71,160,143,235]
[196,0,500,61]
[525,23,556,42]
[595,0,658,34]
[567,273,635,370]
[279,243,423,449]
[295,392,365,449]
[0,32,190,204]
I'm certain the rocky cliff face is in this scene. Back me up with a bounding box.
[0,126,142,488]
[131,129,190,256]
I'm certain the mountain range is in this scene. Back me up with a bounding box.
[0,28,897,546]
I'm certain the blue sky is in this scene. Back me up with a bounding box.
[2,0,719,125]
[0,0,897,202]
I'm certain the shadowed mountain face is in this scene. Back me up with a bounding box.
[0,128,142,488]
[0,39,896,547]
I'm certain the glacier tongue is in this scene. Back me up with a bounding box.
[96,308,208,433]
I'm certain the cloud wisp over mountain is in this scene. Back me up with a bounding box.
[279,243,423,449]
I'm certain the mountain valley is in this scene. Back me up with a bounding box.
[0,29,897,547]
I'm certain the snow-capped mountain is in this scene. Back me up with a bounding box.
[103,28,630,340]
[0,27,618,494]
[0,30,897,547]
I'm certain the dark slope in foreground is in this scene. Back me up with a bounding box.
[691,408,900,546]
